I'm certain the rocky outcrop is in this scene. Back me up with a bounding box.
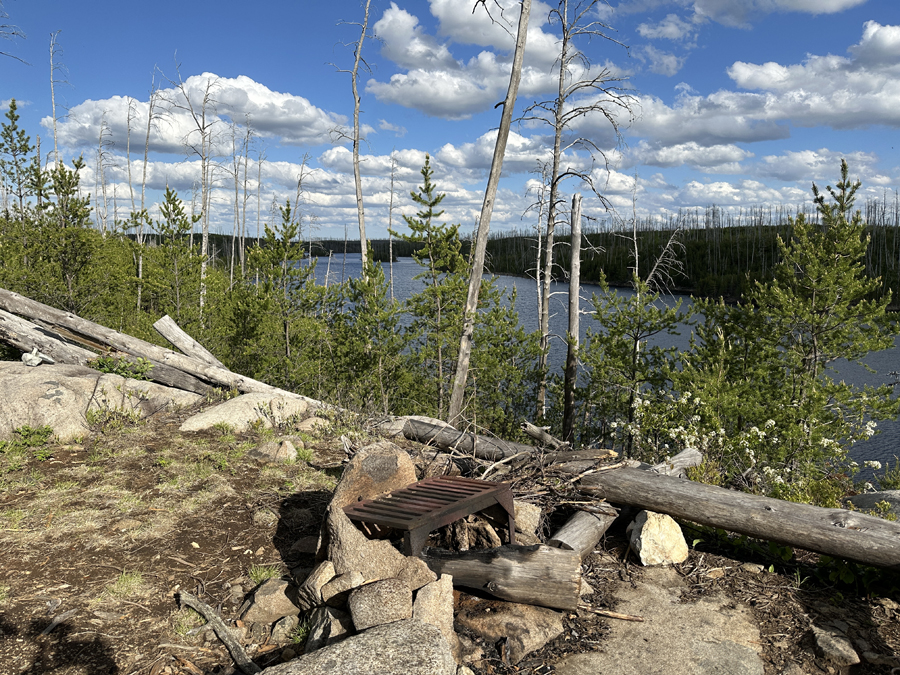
[179,392,312,433]
[0,362,201,442]
[260,619,456,675]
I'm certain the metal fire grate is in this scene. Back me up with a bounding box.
[343,475,516,556]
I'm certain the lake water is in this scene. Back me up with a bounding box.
[313,253,899,471]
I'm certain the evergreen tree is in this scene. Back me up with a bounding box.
[0,98,35,216]
[390,155,468,418]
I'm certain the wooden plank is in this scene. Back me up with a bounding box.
[153,314,225,368]
[419,544,582,610]
[579,467,900,569]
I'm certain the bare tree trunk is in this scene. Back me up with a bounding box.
[350,0,372,271]
[388,152,398,302]
[447,0,532,425]
[562,193,582,442]
[49,31,62,168]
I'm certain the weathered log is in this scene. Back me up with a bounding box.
[547,505,618,560]
[579,467,900,570]
[0,308,213,394]
[520,421,569,450]
[153,314,225,368]
[419,544,581,610]
[0,288,320,403]
[402,416,535,461]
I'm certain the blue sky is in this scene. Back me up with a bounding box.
[1,0,898,239]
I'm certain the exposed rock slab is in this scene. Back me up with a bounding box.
[845,490,900,520]
[811,624,860,666]
[455,596,564,665]
[554,567,763,675]
[179,392,310,433]
[261,619,455,675]
[0,362,201,442]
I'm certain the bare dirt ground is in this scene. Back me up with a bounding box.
[0,403,898,675]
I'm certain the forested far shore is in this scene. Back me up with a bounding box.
[189,193,900,307]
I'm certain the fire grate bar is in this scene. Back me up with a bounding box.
[343,475,516,555]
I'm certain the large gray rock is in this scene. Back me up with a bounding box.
[240,578,300,624]
[260,619,455,675]
[455,597,564,665]
[328,441,418,509]
[179,392,313,433]
[319,442,436,587]
[348,578,413,631]
[554,567,763,675]
[811,624,860,667]
[0,362,202,442]
[304,606,353,652]
[845,490,900,520]
[413,575,457,657]
[627,510,689,566]
[250,440,298,464]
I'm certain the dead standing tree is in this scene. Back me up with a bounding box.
[331,0,376,272]
[525,0,634,418]
[448,0,532,426]
[166,70,221,316]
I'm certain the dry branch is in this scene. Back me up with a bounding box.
[177,591,261,675]
[153,315,225,368]
[400,415,535,461]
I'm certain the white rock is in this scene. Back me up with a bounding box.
[627,511,689,566]
[179,392,313,433]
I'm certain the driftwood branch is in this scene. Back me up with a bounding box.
[579,467,900,569]
[521,421,568,450]
[153,315,225,368]
[420,544,581,610]
[177,591,261,675]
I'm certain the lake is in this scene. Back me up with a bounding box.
[313,253,899,473]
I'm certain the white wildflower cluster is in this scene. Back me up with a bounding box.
[762,465,785,485]
[865,420,877,438]
[864,460,882,470]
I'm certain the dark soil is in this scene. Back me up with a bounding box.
[1,405,898,675]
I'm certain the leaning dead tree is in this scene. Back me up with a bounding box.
[448,0,532,425]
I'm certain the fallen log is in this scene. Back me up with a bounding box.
[153,314,225,368]
[419,544,581,610]
[0,309,213,395]
[579,467,900,570]
[547,504,619,560]
[520,421,568,450]
[401,416,535,461]
[0,288,320,403]
[545,448,618,465]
